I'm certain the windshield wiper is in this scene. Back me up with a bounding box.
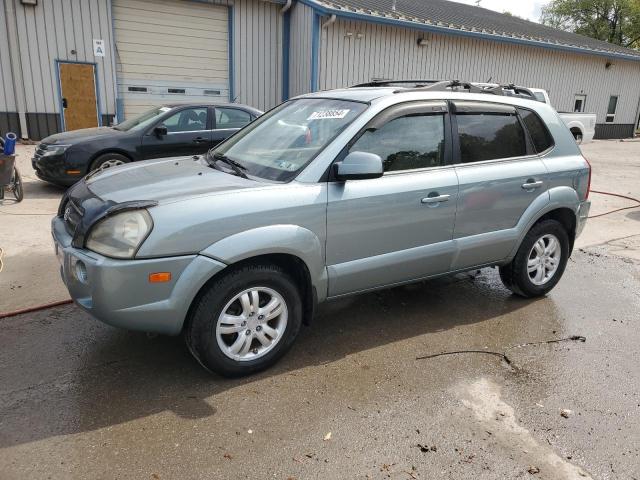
[206,150,249,179]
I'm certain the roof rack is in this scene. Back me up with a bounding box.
[350,79,441,88]
[391,80,537,101]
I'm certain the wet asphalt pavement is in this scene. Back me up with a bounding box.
[1,244,639,480]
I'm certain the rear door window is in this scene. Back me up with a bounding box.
[215,107,252,129]
[518,108,554,153]
[349,113,446,172]
[455,105,527,163]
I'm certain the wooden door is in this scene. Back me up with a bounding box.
[58,63,99,131]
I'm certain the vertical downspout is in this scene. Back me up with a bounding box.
[281,0,292,101]
[310,12,320,92]
[4,0,29,139]
[227,5,235,103]
[108,0,122,124]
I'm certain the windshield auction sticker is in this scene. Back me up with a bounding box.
[307,109,350,120]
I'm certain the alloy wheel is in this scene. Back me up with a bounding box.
[527,234,561,286]
[215,287,288,362]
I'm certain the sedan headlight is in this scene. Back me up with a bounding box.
[42,144,71,156]
[86,210,153,259]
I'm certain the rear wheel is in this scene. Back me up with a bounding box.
[571,129,583,144]
[185,263,303,377]
[12,168,23,202]
[499,219,569,298]
[90,153,130,172]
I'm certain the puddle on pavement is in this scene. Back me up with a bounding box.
[458,378,592,479]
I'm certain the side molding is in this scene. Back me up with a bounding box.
[200,225,328,301]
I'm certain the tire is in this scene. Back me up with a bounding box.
[12,168,23,202]
[499,219,570,298]
[185,263,303,377]
[572,130,583,144]
[89,153,130,172]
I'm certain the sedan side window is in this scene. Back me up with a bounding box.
[349,114,445,172]
[162,108,208,133]
[456,112,526,163]
[216,108,252,129]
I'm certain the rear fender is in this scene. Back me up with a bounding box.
[507,186,580,259]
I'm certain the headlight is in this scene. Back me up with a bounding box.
[42,144,71,156]
[86,210,153,259]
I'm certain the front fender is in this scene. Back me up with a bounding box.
[200,225,328,302]
[507,186,580,259]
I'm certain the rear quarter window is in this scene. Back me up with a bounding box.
[518,108,554,153]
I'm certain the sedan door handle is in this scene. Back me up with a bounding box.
[521,180,543,190]
[421,194,450,204]
[193,137,208,143]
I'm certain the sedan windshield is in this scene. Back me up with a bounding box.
[113,106,172,132]
[212,99,367,181]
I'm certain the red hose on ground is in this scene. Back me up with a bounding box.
[0,299,73,320]
[589,190,640,218]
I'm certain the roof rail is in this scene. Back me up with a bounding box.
[391,79,537,101]
[350,79,441,88]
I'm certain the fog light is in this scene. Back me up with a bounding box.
[74,260,88,283]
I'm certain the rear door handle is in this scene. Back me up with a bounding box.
[521,180,543,190]
[193,137,208,143]
[421,194,450,204]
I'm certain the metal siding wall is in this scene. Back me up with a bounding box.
[233,0,283,111]
[289,2,314,97]
[3,0,115,116]
[317,18,640,126]
[0,2,17,113]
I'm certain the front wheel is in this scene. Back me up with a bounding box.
[499,219,570,298]
[185,263,302,377]
[90,153,130,173]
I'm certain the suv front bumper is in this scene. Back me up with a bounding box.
[52,216,226,335]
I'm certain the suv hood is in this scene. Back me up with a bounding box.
[85,156,256,203]
[43,127,123,145]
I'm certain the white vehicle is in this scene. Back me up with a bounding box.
[529,88,596,144]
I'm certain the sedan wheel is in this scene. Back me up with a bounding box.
[216,287,288,362]
[98,158,125,170]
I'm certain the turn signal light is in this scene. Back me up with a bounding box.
[66,169,82,175]
[149,272,171,283]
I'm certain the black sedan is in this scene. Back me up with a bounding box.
[32,102,263,187]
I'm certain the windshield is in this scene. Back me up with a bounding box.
[113,106,172,131]
[212,98,368,181]
[533,92,547,103]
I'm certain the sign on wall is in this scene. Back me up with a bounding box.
[93,39,105,57]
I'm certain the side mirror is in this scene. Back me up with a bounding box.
[334,151,383,181]
[154,125,168,138]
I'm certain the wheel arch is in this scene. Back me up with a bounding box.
[88,149,134,170]
[509,187,580,259]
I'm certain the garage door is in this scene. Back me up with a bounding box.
[113,0,229,119]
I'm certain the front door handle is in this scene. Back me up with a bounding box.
[421,194,450,204]
[193,137,208,143]
[521,180,543,190]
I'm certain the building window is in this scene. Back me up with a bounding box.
[574,94,586,113]
[606,95,618,123]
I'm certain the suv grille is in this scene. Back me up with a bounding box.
[62,200,83,236]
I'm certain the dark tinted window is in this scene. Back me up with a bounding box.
[216,107,252,129]
[457,113,526,162]
[518,108,554,153]
[350,114,445,172]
